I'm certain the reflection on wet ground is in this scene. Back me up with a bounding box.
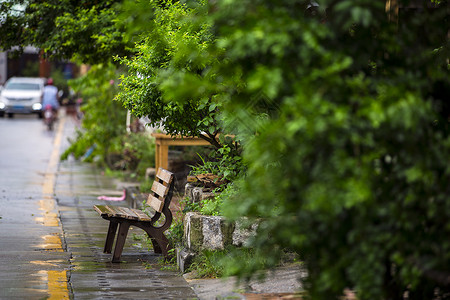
[36,270,69,299]
[34,116,70,298]
[0,113,70,299]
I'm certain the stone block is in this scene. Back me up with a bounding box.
[184,212,204,251]
[180,212,258,273]
[202,215,226,250]
[232,218,258,247]
[177,247,196,273]
[184,212,255,252]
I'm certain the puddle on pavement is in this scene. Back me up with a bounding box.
[31,259,67,267]
[35,234,64,252]
[35,197,60,227]
[35,270,69,299]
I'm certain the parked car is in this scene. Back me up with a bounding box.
[0,77,46,118]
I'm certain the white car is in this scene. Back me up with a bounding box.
[0,77,46,118]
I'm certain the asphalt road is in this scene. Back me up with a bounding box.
[0,113,70,299]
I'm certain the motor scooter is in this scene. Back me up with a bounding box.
[43,104,56,130]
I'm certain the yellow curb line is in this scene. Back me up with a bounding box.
[40,116,70,299]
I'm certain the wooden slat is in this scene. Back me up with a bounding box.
[156,168,173,185]
[118,207,140,220]
[93,205,110,216]
[147,194,164,213]
[151,181,168,198]
[104,205,118,216]
[105,205,127,218]
[132,209,152,222]
[114,207,132,219]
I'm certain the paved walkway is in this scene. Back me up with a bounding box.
[55,114,198,299]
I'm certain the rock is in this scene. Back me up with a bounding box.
[184,212,204,251]
[185,183,216,203]
[177,247,196,273]
[202,215,225,250]
[184,212,255,252]
[233,218,258,247]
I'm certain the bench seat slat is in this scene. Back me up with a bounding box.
[94,205,110,217]
[132,209,152,222]
[94,204,153,222]
[114,207,133,219]
[105,205,127,218]
[117,207,140,220]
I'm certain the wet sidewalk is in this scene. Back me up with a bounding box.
[55,115,198,299]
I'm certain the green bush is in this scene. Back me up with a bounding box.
[61,63,127,168]
[200,184,238,216]
[108,133,155,178]
[210,1,450,299]
[187,249,226,278]
[151,0,450,299]
[189,143,245,185]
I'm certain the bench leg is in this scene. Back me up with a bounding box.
[144,227,172,259]
[112,222,130,263]
[150,237,162,254]
[104,221,118,254]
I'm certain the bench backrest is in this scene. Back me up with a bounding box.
[147,168,174,213]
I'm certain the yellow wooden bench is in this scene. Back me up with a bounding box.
[94,168,174,262]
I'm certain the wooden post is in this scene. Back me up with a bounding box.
[385,0,399,23]
[152,133,211,171]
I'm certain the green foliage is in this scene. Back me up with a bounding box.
[201,184,238,216]
[190,148,244,184]
[115,0,231,149]
[0,0,130,64]
[109,133,156,177]
[165,217,185,248]
[187,246,277,279]
[198,195,222,217]
[51,3,130,64]
[147,0,449,299]
[205,1,450,299]
[181,196,201,214]
[187,249,226,278]
[6,0,448,298]
[181,184,238,216]
[61,63,127,167]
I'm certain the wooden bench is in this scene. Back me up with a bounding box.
[93,168,175,262]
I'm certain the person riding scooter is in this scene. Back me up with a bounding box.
[42,78,59,114]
